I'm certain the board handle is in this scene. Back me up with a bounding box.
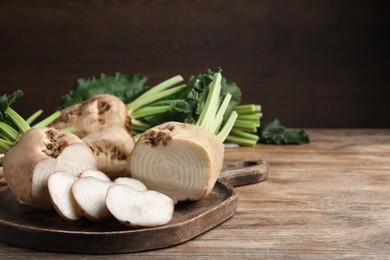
[220,160,269,187]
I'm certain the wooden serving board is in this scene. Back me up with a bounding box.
[0,160,268,254]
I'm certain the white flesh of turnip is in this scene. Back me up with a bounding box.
[106,184,174,227]
[114,177,147,191]
[129,122,224,203]
[72,176,113,222]
[82,127,135,179]
[51,94,131,138]
[80,169,111,181]
[3,127,97,210]
[48,171,82,221]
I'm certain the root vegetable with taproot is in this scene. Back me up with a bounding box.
[82,127,135,179]
[130,71,238,203]
[0,91,96,210]
[4,127,96,210]
[51,94,131,138]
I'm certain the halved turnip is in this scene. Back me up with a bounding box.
[48,171,82,221]
[114,177,147,191]
[80,169,111,181]
[72,176,113,222]
[82,127,135,179]
[51,94,131,138]
[106,184,174,227]
[129,122,224,203]
[3,127,97,210]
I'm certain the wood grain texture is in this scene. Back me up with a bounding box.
[1,0,389,128]
[0,161,267,254]
[1,129,389,258]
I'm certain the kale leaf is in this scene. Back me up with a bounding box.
[59,73,148,109]
[0,90,23,125]
[258,118,310,145]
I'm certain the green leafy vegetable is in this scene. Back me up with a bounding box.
[185,69,241,123]
[57,69,262,146]
[258,118,310,145]
[0,90,61,157]
[60,73,148,109]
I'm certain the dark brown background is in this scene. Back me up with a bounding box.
[1,0,389,128]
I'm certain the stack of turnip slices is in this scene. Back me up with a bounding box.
[48,169,174,227]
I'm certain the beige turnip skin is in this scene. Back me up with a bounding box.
[3,127,96,210]
[82,127,135,179]
[130,122,224,203]
[51,94,131,138]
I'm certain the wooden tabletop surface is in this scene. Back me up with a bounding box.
[1,129,389,259]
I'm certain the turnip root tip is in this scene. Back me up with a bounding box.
[106,184,174,227]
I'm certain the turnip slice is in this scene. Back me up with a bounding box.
[82,127,135,179]
[31,157,57,209]
[72,177,113,222]
[48,171,82,221]
[51,94,131,138]
[114,177,147,191]
[30,143,96,210]
[80,169,111,181]
[106,184,174,227]
[3,127,97,210]
[129,122,224,203]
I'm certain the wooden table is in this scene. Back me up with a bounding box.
[1,129,389,259]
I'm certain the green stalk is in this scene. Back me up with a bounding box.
[26,110,43,125]
[32,111,62,128]
[192,71,238,142]
[229,129,259,141]
[225,134,258,146]
[236,113,262,121]
[63,126,76,133]
[0,138,15,153]
[233,119,258,132]
[209,93,232,135]
[217,111,238,142]
[131,105,172,119]
[234,104,261,114]
[6,107,31,133]
[126,74,184,112]
[196,72,222,130]
[127,84,186,112]
[130,119,151,134]
[0,122,20,141]
[138,75,183,99]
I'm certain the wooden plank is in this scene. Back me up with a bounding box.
[0,129,389,258]
[0,161,268,254]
